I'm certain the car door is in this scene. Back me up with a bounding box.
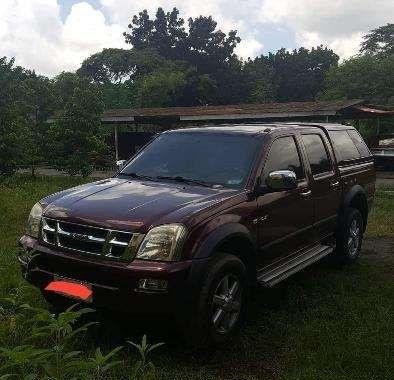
[256,135,314,268]
[300,132,341,239]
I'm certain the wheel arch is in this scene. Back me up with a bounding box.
[341,185,369,231]
[192,223,257,281]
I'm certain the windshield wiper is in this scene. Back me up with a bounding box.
[156,175,213,188]
[119,172,156,181]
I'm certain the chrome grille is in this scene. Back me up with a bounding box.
[41,217,144,261]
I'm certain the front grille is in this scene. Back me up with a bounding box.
[41,217,144,261]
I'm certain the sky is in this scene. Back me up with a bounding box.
[0,0,393,77]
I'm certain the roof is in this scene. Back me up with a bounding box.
[163,122,350,135]
[102,99,366,123]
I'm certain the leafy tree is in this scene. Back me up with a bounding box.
[243,57,277,103]
[320,54,394,105]
[124,7,241,74]
[0,57,53,175]
[185,15,241,73]
[124,8,187,60]
[78,48,166,84]
[132,66,188,107]
[360,23,394,57]
[49,73,108,176]
[264,46,339,102]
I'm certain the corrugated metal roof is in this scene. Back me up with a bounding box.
[102,99,365,122]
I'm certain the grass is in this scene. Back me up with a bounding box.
[365,184,394,237]
[0,175,393,380]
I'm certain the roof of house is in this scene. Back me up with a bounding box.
[102,99,369,123]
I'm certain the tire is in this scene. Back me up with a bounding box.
[336,207,364,263]
[183,253,249,347]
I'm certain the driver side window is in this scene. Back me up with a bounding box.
[262,136,305,184]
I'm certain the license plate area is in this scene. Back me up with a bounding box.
[45,275,93,303]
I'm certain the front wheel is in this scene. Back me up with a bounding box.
[183,253,249,346]
[336,207,364,262]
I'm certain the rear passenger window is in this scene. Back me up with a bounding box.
[263,136,304,181]
[302,134,332,175]
[348,130,371,157]
[329,130,360,162]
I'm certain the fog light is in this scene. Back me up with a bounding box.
[138,278,168,292]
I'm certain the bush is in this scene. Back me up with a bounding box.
[0,293,164,380]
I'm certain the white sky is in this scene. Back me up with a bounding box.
[0,0,393,76]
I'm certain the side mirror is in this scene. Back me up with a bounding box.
[266,170,297,191]
[116,160,127,170]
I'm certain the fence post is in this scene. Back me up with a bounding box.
[114,124,119,161]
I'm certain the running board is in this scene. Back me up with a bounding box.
[257,245,333,287]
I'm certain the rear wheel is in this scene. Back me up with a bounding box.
[184,253,249,346]
[336,207,364,262]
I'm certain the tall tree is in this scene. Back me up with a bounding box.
[266,46,339,102]
[0,57,53,175]
[123,7,241,73]
[320,54,394,105]
[78,48,166,84]
[49,73,108,176]
[243,57,277,103]
[124,8,187,60]
[360,23,394,57]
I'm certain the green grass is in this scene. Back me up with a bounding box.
[365,185,394,237]
[0,175,393,380]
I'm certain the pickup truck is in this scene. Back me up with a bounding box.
[19,123,375,345]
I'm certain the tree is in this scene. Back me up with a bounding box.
[124,8,241,74]
[243,57,277,103]
[185,16,241,73]
[0,57,54,175]
[320,54,394,105]
[124,8,187,60]
[49,73,108,176]
[78,48,166,84]
[132,67,188,107]
[360,23,394,57]
[264,46,339,102]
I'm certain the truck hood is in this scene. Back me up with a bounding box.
[42,177,240,232]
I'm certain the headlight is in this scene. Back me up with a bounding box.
[136,224,187,261]
[26,203,43,238]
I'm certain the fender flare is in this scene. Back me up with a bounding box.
[193,222,256,259]
[339,185,368,231]
[186,223,257,293]
[342,184,367,210]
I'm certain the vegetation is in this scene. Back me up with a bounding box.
[0,175,393,380]
[0,8,393,174]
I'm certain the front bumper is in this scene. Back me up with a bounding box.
[19,235,205,314]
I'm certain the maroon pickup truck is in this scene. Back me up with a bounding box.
[19,123,375,345]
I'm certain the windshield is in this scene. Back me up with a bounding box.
[120,132,261,188]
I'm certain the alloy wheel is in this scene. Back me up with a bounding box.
[211,274,242,334]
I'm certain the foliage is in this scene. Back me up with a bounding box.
[0,57,53,175]
[48,73,109,176]
[78,48,166,85]
[124,7,240,69]
[127,335,164,377]
[320,54,394,105]
[360,23,394,57]
[1,12,393,176]
[0,294,164,380]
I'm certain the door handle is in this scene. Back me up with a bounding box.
[300,190,312,197]
[330,180,340,189]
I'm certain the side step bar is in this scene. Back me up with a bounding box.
[257,245,334,287]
